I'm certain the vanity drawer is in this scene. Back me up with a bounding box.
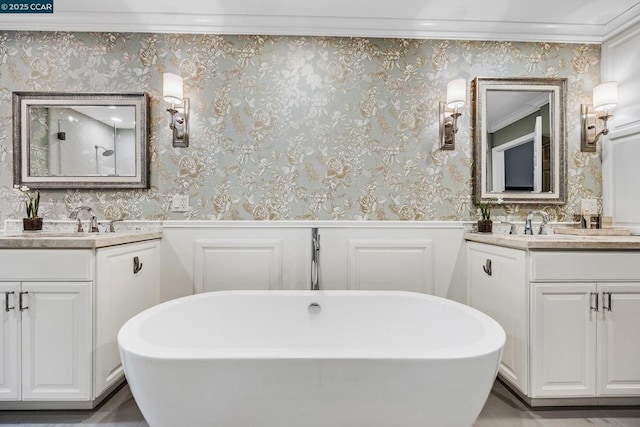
[530,251,640,281]
[0,249,92,281]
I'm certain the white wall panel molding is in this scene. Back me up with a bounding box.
[317,227,464,300]
[601,20,640,233]
[347,239,434,294]
[160,223,466,302]
[602,22,640,131]
[194,239,284,293]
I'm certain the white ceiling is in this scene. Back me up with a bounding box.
[1,0,639,42]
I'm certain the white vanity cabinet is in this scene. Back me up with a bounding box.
[0,250,93,403]
[465,235,640,406]
[94,240,160,397]
[466,235,640,406]
[529,252,640,399]
[466,242,528,393]
[0,234,161,409]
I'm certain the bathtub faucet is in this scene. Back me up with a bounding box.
[311,228,320,290]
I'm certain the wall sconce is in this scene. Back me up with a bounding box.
[581,81,617,152]
[163,72,190,147]
[439,78,466,150]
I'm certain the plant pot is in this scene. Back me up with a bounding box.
[23,217,43,231]
[477,219,493,233]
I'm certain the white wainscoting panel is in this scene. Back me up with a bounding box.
[194,239,283,293]
[347,239,434,293]
[602,21,640,233]
[183,227,310,294]
[317,226,464,297]
[610,134,640,232]
[161,221,465,302]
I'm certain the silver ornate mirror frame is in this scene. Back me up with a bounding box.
[13,92,149,189]
[473,77,567,204]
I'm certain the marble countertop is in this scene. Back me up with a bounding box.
[464,232,640,250]
[0,231,163,249]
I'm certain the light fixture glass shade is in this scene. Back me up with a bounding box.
[163,72,183,104]
[593,81,617,112]
[446,78,466,108]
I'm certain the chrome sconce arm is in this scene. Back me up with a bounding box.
[167,98,190,147]
[439,102,462,150]
[581,81,617,152]
[439,78,466,150]
[163,72,190,148]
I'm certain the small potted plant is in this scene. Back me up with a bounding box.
[14,185,42,231]
[477,201,492,233]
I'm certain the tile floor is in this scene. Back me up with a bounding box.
[0,381,639,426]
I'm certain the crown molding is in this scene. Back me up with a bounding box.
[0,11,631,43]
[603,2,640,41]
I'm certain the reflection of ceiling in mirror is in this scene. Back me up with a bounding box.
[486,91,550,133]
[71,106,136,129]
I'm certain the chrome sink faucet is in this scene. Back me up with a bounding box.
[524,210,550,235]
[69,206,99,233]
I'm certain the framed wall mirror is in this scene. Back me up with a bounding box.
[13,92,149,189]
[473,77,567,204]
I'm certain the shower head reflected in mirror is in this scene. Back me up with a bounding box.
[95,145,114,156]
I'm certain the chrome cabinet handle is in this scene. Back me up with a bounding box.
[133,256,143,274]
[5,292,15,312]
[482,259,492,276]
[603,292,612,312]
[19,291,28,311]
[590,292,599,312]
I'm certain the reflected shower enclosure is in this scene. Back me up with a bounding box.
[29,106,135,177]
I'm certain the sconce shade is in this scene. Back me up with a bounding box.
[163,72,183,105]
[593,81,617,112]
[446,78,466,108]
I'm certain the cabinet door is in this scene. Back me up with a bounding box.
[0,283,20,401]
[20,282,91,401]
[467,242,527,393]
[530,283,596,397]
[598,283,640,396]
[95,240,160,396]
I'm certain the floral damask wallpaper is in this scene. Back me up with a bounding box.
[0,32,601,222]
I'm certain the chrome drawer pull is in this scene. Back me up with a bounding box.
[5,291,15,312]
[482,259,492,276]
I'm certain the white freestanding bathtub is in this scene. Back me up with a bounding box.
[118,291,504,427]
